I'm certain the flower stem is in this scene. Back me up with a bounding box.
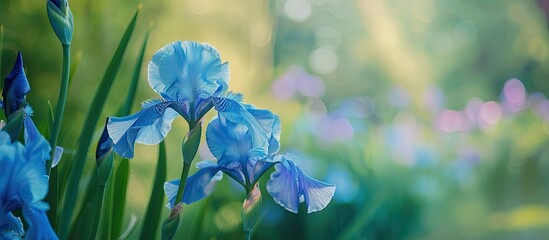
[47,43,70,174]
[245,230,252,240]
[174,163,191,205]
[89,185,106,240]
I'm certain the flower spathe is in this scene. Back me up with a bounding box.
[0,131,57,239]
[108,41,268,159]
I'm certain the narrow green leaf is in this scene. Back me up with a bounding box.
[112,157,130,239]
[67,49,82,89]
[139,141,167,240]
[118,214,139,240]
[68,172,98,239]
[0,25,4,83]
[59,8,140,239]
[118,29,149,116]
[99,173,115,239]
[111,29,149,239]
[337,195,386,240]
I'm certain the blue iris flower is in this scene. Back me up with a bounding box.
[164,106,335,213]
[1,52,63,167]
[108,41,268,159]
[0,131,57,239]
[2,52,30,118]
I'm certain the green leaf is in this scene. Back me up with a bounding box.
[337,194,386,240]
[0,25,4,85]
[68,172,98,239]
[58,7,140,239]
[139,141,167,240]
[99,173,115,239]
[67,49,82,90]
[111,29,150,239]
[118,29,149,116]
[118,214,139,240]
[112,157,130,239]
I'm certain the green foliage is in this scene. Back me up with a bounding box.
[58,7,140,239]
[139,141,167,240]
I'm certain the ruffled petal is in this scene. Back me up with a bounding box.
[107,100,179,159]
[22,207,58,240]
[163,180,179,210]
[163,161,223,209]
[298,167,336,213]
[148,41,229,121]
[267,154,335,214]
[205,117,252,163]
[212,96,269,150]
[2,52,30,117]
[266,160,300,213]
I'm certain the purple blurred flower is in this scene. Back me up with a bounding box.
[271,66,325,100]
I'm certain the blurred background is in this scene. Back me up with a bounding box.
[3,0,549,239]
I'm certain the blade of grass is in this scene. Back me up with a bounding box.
[111,28,149,239]
[118,214,139,240]
[337,194,386,240]
[99,172,115,239]
[68,173,98,239]
[67,49,82,89]
[139,141,167,240]
[58,7,141,239]
[112,158,130,238]
[1,25,4,82]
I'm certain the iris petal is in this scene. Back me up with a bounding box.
[107,100,179,159]
[2,52,30,117]
[23,115,51,164]
[148,41,229,121]
[51,146,63,168]
[266,161,300,213]
[267,155,335,214]
[249,158,276,184]
[22,207,58,240]
[164,161,223,208]
[297,167,336,213]
[0,212,24,237]
[213,96,269,149]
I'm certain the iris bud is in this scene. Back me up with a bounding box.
[96,119,114,186]
[162,203,182,240]
[46,0,74,45]
[242,183,262,235]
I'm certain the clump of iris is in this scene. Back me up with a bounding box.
[0,53,57,239]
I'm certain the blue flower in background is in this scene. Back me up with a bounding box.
[0,131,57,239]
[1,52,63,167]
[108,41,268,159]
[2,52,30,118]
[164,106,335,213]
